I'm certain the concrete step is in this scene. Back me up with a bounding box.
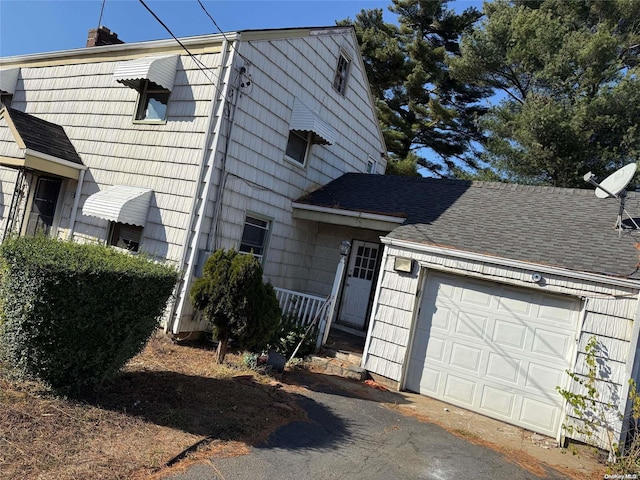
[322,348,363,366]
[308,353,367,381]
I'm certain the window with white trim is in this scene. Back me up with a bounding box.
[285,130,312,165]
[135,80,170,122]
[333,52,351,95]
[109,222,143,252]
[239,215,270,262]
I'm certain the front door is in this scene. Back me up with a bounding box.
[338,240,380,330]
[24,176,62,236]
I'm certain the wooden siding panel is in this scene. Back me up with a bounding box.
[10,50,224,264]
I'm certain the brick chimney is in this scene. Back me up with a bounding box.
[86,26,124,47]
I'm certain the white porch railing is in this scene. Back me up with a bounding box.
[273,287,333,349]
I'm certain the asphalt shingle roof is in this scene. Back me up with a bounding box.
[5,107,82,165]
[296,173,640,279]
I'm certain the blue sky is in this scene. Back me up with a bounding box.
[0,0,483,57]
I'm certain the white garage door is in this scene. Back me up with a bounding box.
[405,271,580,437]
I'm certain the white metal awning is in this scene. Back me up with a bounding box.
[290,98,338,145]
[113,55,179,91]
[82,185,153,226]
[0,68,20,95]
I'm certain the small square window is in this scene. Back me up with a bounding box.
[285,130,311,165]
[135,80,170,122]
[239,215,270,262]
[333,53,351,95]
[1,94,12,108]
[109,222,143,252]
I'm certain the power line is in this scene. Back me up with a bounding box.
[196,0,248,63]
[137,0,219,86]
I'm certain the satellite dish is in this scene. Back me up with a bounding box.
[583,162,640,235]
[595,163,637,198]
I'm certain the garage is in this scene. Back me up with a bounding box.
[405,271,581,437]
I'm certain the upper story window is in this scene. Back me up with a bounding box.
[135,80,170,122]
[0,93,12,108]
[333,52,351,95]
[0,67,19,109]
[239,214,271,263]
[367,156,377,174]
[113,55,178,124]
[285,130,312,165]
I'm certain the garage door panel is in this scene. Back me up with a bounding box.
[444,375,476,405]
[531,328,572,361]
[538,295,577,325]
[407,271,580,438]
[486,352,521,384]
[455,311,489,340]
[498,288,535,315]
[526,363,564,394]
[425,336,446,362]
[459,280,494,308]
[432,305,452,331]
[492,319,528,350]
[520,397,559,435]
[481,385,516,418]
[450,343,483,373]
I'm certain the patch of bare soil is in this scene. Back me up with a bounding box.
[0,332,304,480]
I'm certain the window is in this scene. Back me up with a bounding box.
[333,52,351,95]
[0,93,12,108]
[367,156,376,174]
[109,222,143,252]
[239,215,270,262]
[285,130,311,165]
[135,80,170,122]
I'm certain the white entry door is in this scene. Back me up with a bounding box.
[338,240,380,330]
[405,271,580,438]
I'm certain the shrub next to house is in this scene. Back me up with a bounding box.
[0,235,178,395]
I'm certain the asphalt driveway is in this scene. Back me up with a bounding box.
[168,371,572,480]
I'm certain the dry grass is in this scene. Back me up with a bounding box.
[0,332,305,480]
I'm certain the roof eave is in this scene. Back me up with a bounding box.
[382,236,640,290]
[292,201,404,231]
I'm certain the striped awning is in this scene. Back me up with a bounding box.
[113,55,178,91]
[0,68,20,95]
[290,98,337,145]
[83,185,152,226]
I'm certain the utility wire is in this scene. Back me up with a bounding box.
[196,0,248,63]
[137,0,220,86]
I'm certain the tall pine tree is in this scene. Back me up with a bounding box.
[341,0,490,176]
[449,0,640,187]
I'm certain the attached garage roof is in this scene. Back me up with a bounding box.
[295,173,640,279]
[0,68,20,95]
[113,55,179,91]
[83,185,153,226]
[290,98,337,145]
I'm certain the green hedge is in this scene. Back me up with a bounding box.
[0,235,178,395]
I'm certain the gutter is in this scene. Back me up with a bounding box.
[383,237,640,290]
[292,202,405,224]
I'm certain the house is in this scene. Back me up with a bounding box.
[296,173,640,450]
[0,25,386,335]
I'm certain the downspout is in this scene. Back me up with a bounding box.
[66,168,86,240]
[207,65,243,252]
[168,38,237,333]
